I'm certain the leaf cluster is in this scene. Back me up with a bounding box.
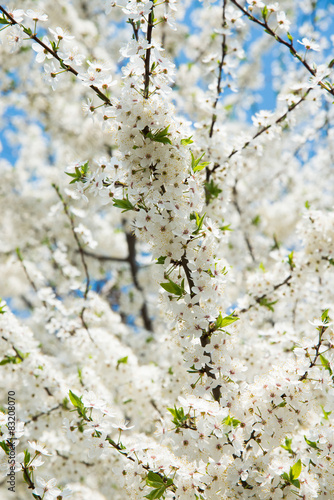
[65,161,90,184]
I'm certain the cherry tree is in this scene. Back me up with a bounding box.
[0,0,334,498]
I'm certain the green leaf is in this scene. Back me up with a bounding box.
[117,356,128,369]
[192,212,206,235]
[282,461,302,488]
[146,471,164,487]
[160,279,185,297]
[144,471,169,500]
[191,152,210,173]
[259,297,278,312]
[68,390,83,409]
[156,256,166,265]
[0,351,29,365]
[287,251,295,270]
[287,32,293,43]
[304,436,319,450]
[24,450,31,466]
[277,400,287,407]
[328,59,334,69]
[281,436,293,452]
[144,487,166,500]
[0,17,9,25]
[181,136,193,146]
[145,125,172,145]
[261,5,268,19]
[112,196,135,213]
[251,215,261,226]
[223,415,241,428]
[0,441,10,454]
[0,356,15,366]
[65,161,89,184]
[215,312,239,329]
[291,478,301,488]
[167,406,189,427]
[290,459,302,480]
[305,200,310,209]
[321,405,331,420]
[59,59,69,70]
[204,179,222,203]
[321,309,330,324]
[319,354,332,375]
[62,397,69,409]
[220,224,232,231]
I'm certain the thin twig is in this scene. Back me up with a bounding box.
[299,325,326,381]
[209,0,227,138]
[230,0,334,97]
[211,88,312,175]
[232,183,256,262]
[143,8,154,98]
[53,184,90,299]
[0,6,112,105]
[81,249,127,263]
[125,231,153,332]
[239,274,292,314]
[24,404,62,425]
[52,184,96,343]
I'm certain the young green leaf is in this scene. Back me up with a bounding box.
[319,354,332,375]
[321,309,330,324]
[321,405,331,420]
[0,441,10,454]
[223,415,241,428]
[0,299,6,314]
[304,436,319,450]
[112,196,135,213]
[0,350,29,365]
[281,436,293,453]
[259,297,278,312]
[215,311,239,329]
[144,471,172,500]
[68,390,83,409]
[287,251,295,270]
[290,459,302,480]
[65,161,89,184]
[24,449,31,466]
[287,32,293,43]
[251,215,261,226]
[191,152,210,173]
[145,125,172,145]
[160,279,185,297]
[167,406,189,427]
[192,212,206,235]
[181,136,193,146]
[117,356,128,369]
[220,223,232,231]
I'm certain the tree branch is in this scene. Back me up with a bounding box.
[230,0,334,96]
[0,6,112,105]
